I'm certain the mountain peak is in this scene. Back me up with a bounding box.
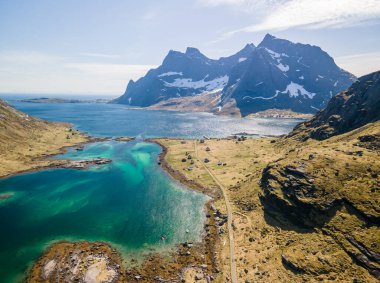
[185,47,204,57]
[258,34,291,48]
[242,43,256,52]
[261,33,278,43]
[264,33,277,40]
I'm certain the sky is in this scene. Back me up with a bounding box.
[0,0,380,96]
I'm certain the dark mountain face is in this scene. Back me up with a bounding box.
[289,70,380,141]
[113,44,255,106]
[221,34,356,116]
[114,34,356,115]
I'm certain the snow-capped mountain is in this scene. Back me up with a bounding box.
[113,44,255,106]
[114,34,356,115]
[221,34,356,115]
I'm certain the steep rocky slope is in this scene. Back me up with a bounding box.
[260,71,380,279]
[290,70,380,141]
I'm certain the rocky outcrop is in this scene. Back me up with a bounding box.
[26,242,126,283]
[260,74,380,278]
[289,70,380,141]
[260,118,380,279]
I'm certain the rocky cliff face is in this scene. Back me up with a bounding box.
[289,70,380,141]
[259,72,380,279]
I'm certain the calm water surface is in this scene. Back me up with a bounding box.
[0,97,303,282]
[6,99,301,138]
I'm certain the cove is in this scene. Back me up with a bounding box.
[0,141,208,283]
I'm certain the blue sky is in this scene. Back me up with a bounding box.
[1,0,380,96]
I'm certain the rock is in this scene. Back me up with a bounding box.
[281,255,304,273]
[289,71,380,141]
[195,274,203,280]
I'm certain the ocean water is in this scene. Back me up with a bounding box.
[0,97,303,282]
[5,99,301,138]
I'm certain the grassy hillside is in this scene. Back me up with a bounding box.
[0,99,88,177]
[157,120,379,282]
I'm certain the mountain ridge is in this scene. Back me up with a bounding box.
[114,34,356,115]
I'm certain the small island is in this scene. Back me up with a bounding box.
[19,97,110,104]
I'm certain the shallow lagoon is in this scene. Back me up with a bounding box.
[0,141,207,282]
[0,99,302,282]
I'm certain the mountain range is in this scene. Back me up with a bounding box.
[113,34,357,116]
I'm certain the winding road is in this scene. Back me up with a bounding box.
[194,140,237,283]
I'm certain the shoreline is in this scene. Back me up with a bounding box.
[145,138,226,280]
[8,136,223,282]
[123,104,313,119]
[0,136,136,180]
[0,136,110,180]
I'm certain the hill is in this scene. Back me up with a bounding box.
[0,99,88,177]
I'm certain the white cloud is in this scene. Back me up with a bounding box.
[0,51,156,95]
[214,0,380,39]
[80,52,121,59]
[335,52,380,77]
[197,0,247,6]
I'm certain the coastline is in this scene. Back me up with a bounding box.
[8,135,224,282]
[9,130,379,282]
[0,135,111,180]
[134,138,226,281]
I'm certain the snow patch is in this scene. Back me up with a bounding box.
[297,56,310,68]
[265,48,280,59]
[243,90,281,101]
[243,82,315,101]
[162,75,229,91]
[158,71,183,77]
[207,88,224,94]
[277,63,289,72]
[265,48,289,72]
[283,82,316,99]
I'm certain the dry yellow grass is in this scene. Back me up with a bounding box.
[156,122,379,283]
[0,99,88,178]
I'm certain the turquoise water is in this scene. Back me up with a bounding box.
[0,97,302,282]
[0,141,208,282]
